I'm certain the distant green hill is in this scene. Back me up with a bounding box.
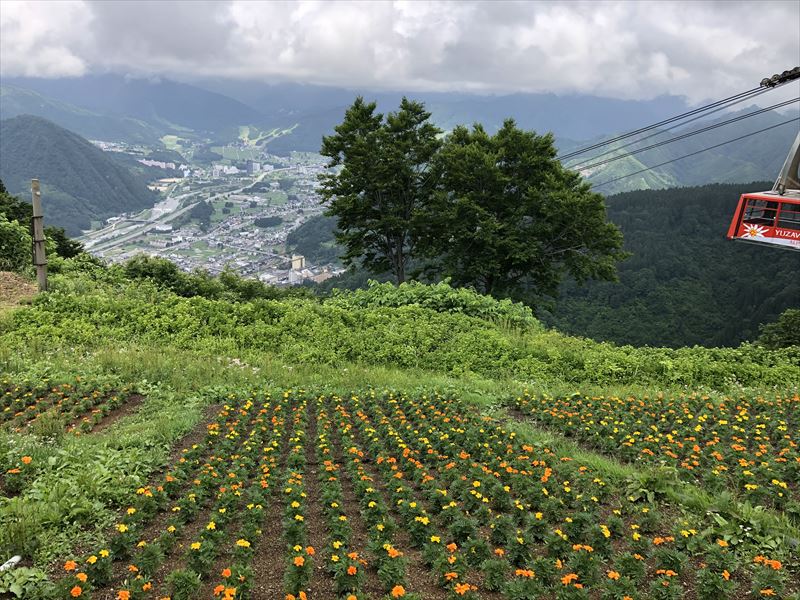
[542,182,800,347]
[572,107,799,194]
[0,84,163,144]
[0,115,158,235]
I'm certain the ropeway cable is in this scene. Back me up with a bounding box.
[562,86,778,168]
[570,98,799,172]
[590,118,800,189]
[558,68,800,161]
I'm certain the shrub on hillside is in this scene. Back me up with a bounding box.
[0,214,32,273]
[329,280,539,330]
[757,308,800,349]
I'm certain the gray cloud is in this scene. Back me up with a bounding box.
[1,0,798,103]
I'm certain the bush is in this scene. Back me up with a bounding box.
[329,280,539,330]
[0,214,32,273]
[757,308,800,349]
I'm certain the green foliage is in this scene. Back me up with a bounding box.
[330,279,539,330]
[5,269,798,389]
[0,566,55,599]
[165,568,202,600]
[543,182,800,347]
[122,255,311,302]
[1,184,85,262]
[0,213,31,272]
[254,215,283,228]
[286,214,341,266]
[421,120,626,305]
[757,308,800,349]
[320,97,442,282]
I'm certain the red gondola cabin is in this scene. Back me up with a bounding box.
[726,191,800,251]
[727,130,800,251]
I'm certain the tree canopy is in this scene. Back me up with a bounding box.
[320,97,441,283]
[321,100,625,302]
[420,120,626,304]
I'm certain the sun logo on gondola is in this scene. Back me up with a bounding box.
[743,224,768,238]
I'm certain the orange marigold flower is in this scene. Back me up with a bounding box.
[446,543,458,552]
[347,565,357,575]
[142,582,152,592]
[722,570,730,580]
[494,548,505,556]
[117,592,130,600]
[607,570,621,580]
[214,585,226,596]
[293,556,305,567]
[391,585,406,597]
[70,586,82,597]
[444,571,458,581]
[716,539,729,547]
[760,590,776,597]
[561,573,579,585]
[64,560,78,572]
[21,456,32,465]
[222,567,232,578]
[306,546,315,555]
[76,573,88,582]
[515,569,535,578]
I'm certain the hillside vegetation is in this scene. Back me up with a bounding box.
[0,115,157,235]
[3,260,797,389]
[545,182,800,347]
[1,260,799,600]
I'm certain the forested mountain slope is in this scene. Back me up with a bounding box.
[543,182,800,347]
[0,115,157,235]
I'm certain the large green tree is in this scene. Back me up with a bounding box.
[419,120,626,305]
[320,97,441,283]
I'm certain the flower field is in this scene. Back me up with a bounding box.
[1,377,135,435]
[512,391,800,512]
[37,390,798,600]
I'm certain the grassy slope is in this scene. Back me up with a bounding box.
[1,269,798,582]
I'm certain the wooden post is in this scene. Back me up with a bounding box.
[31,179,48,292]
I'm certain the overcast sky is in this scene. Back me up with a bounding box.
[1,0,798,104]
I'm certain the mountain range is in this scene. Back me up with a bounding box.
[3,74,796,194]
[0,115,157,235]
[0,73,797,231]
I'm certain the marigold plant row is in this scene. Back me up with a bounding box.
[1,377,133,434]
[513,391,799,511]
[53,391,796,600]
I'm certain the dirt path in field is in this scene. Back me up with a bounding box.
[0,271,37,311]
[301,400,339,598]
[328,411,388,598]
[249,402,293,598]
[87,393,145,433]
